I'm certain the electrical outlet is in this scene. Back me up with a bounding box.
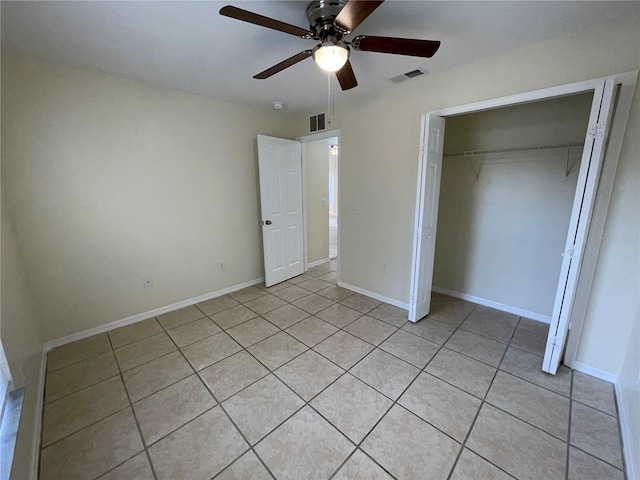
[219,261,226,271]
[381,263,387,273]
[143,276,153,288]
[349,206,359,215]
[322,198,327,207]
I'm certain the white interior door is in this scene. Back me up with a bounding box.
[257,135,304,287]
[409,114,445,322]
[543,78,618,374]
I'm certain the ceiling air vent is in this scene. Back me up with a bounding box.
[390,68,428,83]
[309,113,326,133]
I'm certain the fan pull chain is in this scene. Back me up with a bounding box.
[331,74,335,119]
[327,72,332,125]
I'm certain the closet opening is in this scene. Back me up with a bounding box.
[434,92,593,324]
[409,71,637,374]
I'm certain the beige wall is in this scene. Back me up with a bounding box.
[304,138,331,264]
[434,94,592,317]
[1,50,298,342]
[294,15,639,376]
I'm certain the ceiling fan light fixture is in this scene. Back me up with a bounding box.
[313,43,349,72]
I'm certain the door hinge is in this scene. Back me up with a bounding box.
[587,122,607,139]
[561,245,580,259]
[411,294,416,305]
[416,229,420,240]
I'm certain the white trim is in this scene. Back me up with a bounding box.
[301,141,309,272]
[429,77,603,118]
[338,282,409,311]
[570,361,618,384]
[432,286,551,324]
[43,277,263,352]
[614,380,637,480]
[307,258,330,268]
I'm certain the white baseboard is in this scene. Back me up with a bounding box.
[614,380,637,480]
[570,361,619,384]
[43,277,264,352]
[307,258,330,269]
[338,282,409,311]
[432,286,551,324]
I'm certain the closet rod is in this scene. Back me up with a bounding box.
[444,142,584,158]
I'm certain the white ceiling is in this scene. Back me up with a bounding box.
[2,1,638,113]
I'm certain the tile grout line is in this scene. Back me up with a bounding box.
[158,320,281,480]
[446,312,523,480]
[41,269,349,479]
[46,271,618,480]
[43,370,122,406]
[566,370,575,480]
[197,282,404,478]
[327,304,484,479]
[106,333,160,480]
[568,445,626,473]
[45,345,113,374]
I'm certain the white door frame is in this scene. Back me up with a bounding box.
[410,70,637,369]
[297,129,341,278]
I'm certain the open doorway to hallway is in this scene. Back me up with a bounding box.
[329,142,338,261]
[302,134,339,273]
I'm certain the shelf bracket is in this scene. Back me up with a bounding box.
[473,157,486,181]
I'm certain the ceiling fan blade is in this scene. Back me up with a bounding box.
[336,60,358,90]
[254,50,313,79]
[352,35,440,58]
[219,5,313,38]
[334,0,384,33]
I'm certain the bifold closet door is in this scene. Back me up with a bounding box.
[409,114,445,322]
[543,78,618,374]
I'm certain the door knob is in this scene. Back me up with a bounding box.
[264,220,272,225]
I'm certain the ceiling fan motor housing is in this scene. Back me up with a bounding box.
[306,0,349,38]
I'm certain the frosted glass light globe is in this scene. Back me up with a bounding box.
[314,45,349,72]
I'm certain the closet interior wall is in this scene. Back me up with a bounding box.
[433,92,594,320]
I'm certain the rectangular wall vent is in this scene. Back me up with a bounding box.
[309,112,326,133]
[391,68,428,83]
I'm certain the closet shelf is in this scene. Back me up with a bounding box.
[443,142,585,180]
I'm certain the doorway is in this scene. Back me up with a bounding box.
[299,130,341,277]
[409,71,637,374]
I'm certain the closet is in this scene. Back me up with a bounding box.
[432,92,594,321]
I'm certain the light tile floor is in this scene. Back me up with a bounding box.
[40,260,626,479]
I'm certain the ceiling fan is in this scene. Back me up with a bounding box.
[219,0,440,90]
